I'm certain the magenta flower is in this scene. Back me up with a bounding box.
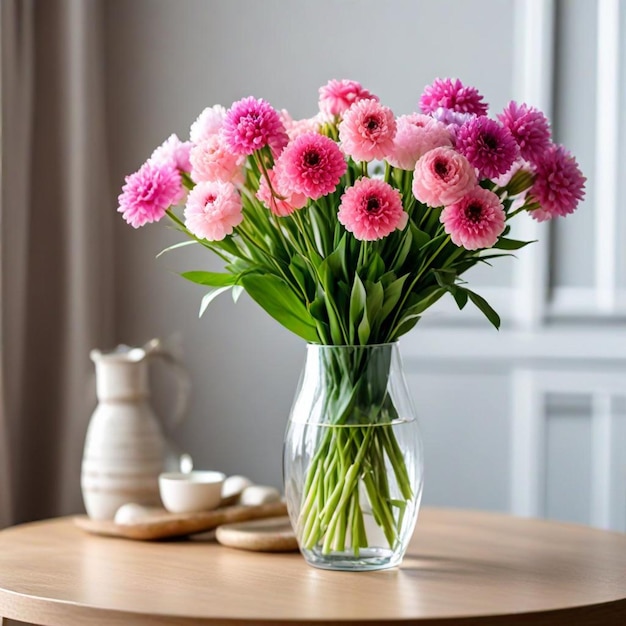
[256,168,308,217]
[275,132,347,200]
[149,134,192,172]
[420,78,488,116]
[184,181,243,241]
[338,178,407,241]
[387,114,453,170]
[455,117,519,179]
[529,144,586,221]
[440,187,506,250]
[412,147,477,207]
[318,79,378,117]
[339,99,396,162]
[190,135,245,185]
[189,105,226,143]
[497,101,552,165]
[117,161,184,228]
[222,97,288,156]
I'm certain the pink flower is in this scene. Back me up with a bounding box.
[222,97,288,156]
[318,79,379,117]
[190,135,245,185]
[386,114,453,170]
[184,181,243,241]
[118,161,184,228]
[256,169,308,217]
[455,117,518,179]
[529,144,586,221]
[149,134,192,172]
[279,109,322,141]
[339,99,396,162]
[497,101,551,165]
[412,147,477,207]
[338,178,407,241]
[420,78,488,116]
[275,132,347,200]
[440,187,506,250]
[189,105,226,143]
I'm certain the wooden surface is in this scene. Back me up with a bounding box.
[73,501,288,540]
[0,508,625,625]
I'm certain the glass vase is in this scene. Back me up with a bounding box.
[283,343,423,571]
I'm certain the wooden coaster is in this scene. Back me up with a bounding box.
[215,516,298,552]
[74,501,287,541]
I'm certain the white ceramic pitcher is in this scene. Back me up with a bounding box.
[80,339,191,520]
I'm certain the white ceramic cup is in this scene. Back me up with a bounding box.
[158,471,226,514]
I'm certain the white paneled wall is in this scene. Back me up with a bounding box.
[405,0,626,531]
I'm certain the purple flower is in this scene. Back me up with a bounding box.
[117,161,184,228]
[222,96,288,157]
[498,101,551,165]
[420,78,488,116]
[431,107,476,128]
[456,117,519,179]
[529,144,586,221]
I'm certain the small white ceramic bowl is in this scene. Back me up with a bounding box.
[159,471,225,514]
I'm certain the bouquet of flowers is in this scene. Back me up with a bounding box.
[118,78,585,562]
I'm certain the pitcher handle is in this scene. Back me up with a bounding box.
[142,337,191,430]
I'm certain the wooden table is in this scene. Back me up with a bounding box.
[0,508,625,625]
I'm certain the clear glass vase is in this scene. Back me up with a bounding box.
[283,343,424,571]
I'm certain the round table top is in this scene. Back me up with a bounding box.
[0,508,625,625]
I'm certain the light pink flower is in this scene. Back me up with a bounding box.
[412,147,477,207]
[440,187,505,250]
[118,161,184,228]
[184,181,243,241]
[149,134,192,172]
[275,132,347,200]
[318,79,379,117]
[339,99,396,162]
[529,144,586,221]
[386,114,453,170]
[256,168,308,217]
[189,105,226,143]
[279,109,322,141]
[338,178,407,241]
[190,135,245,185]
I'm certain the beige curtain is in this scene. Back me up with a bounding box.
[0,0,113,526]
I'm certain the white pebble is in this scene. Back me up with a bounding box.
[239,485,281,506]
[114,503,163,525]
[222,475,253,499]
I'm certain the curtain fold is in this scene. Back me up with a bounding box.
[1,0,113,526]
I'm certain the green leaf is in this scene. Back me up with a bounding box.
[365,252,386,283]
[467,289,501,329]
[319,235,348,287]
[409,223,430,248]
[404,286,446,316]
[199,287,232,318]
[349,274,367,336]
[181,271,238,287]
[433,269,457,287]
[231,285,245,303]
[156,240,198,259]
[364,280,384,325]
[450,286,468,310]
[493,238,535,251]
[240,273,319,342]
[391,314,421,339]
[380,275,409,321]
[357,307,370,344]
